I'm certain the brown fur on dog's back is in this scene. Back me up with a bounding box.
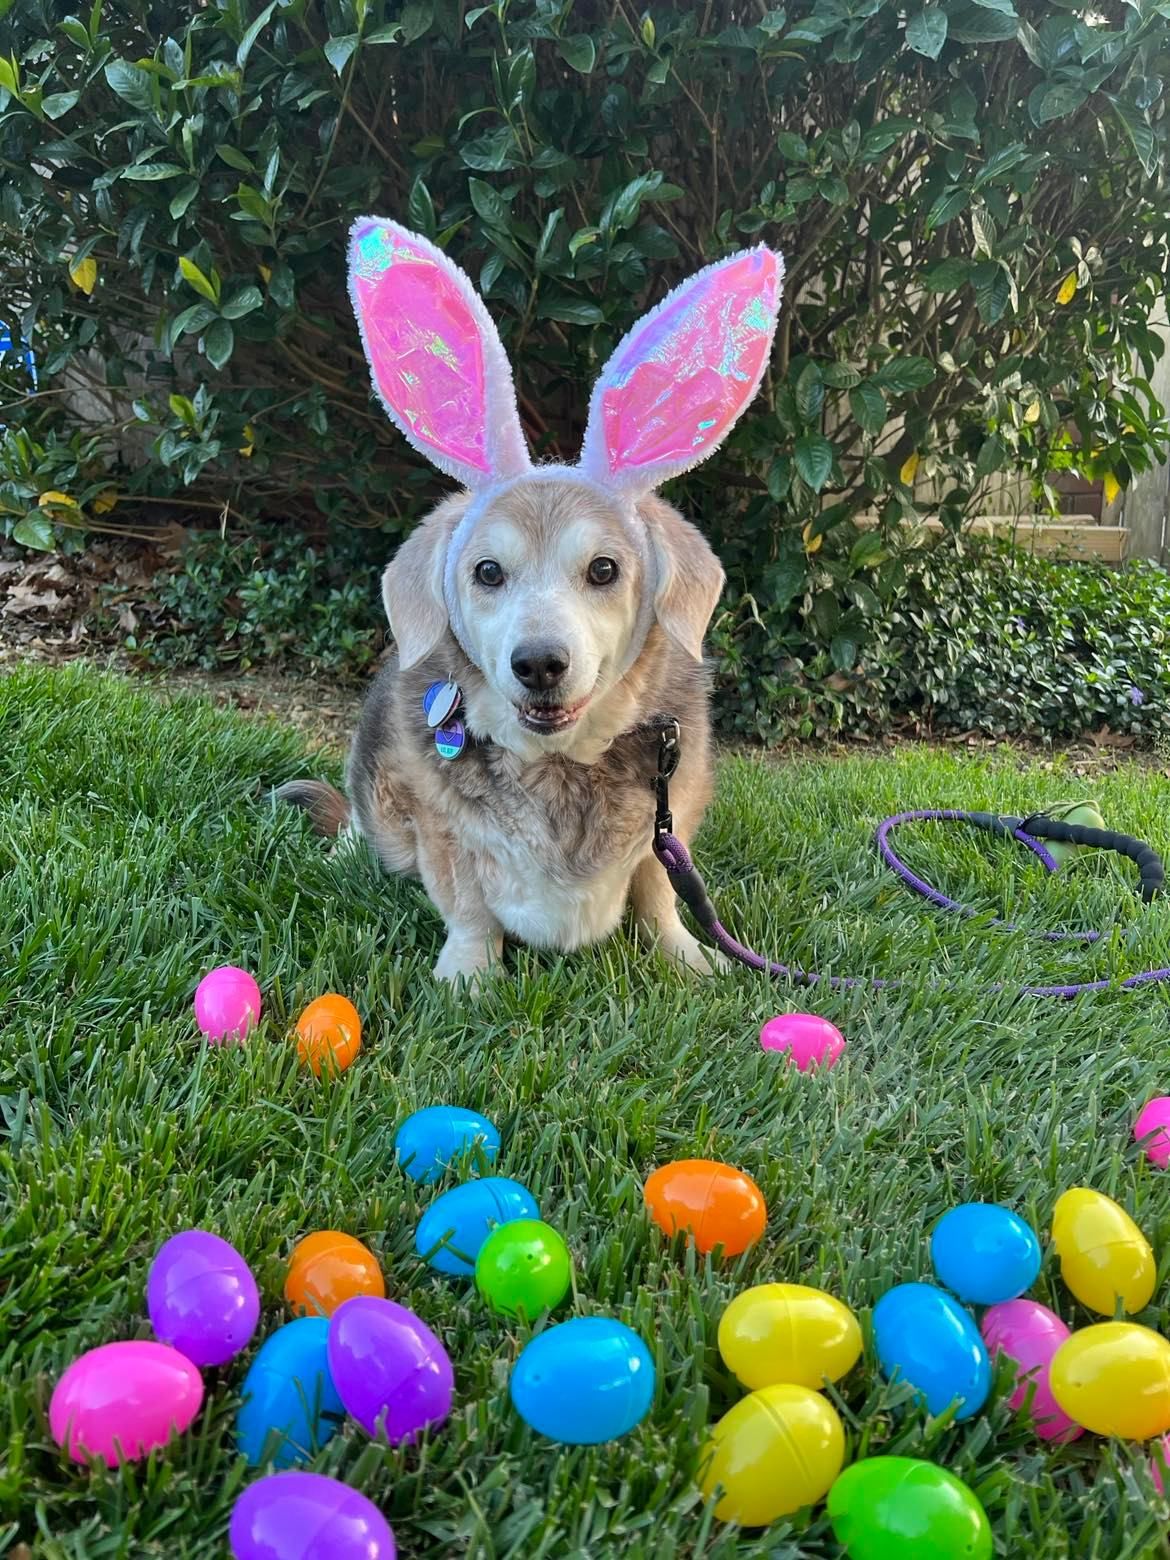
[274,779,351,837]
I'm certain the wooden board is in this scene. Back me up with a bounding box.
[853,513,1128,563]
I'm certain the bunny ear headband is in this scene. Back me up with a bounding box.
[348,218,784,660]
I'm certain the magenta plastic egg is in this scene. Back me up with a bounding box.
[1134,1097,1170,1169]
[759,1012,845,1071]
[981,1299,1082,1443]
[1152,1433,1170,1494]
[194,965,261,1043]
[327,1295,453,1445]
[147,1229,260,1367]
[230,1471,396,1559]
[50,1340,204,1466]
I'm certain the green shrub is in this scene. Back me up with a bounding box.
[713,540,1170,743]
[2,0,1168,715]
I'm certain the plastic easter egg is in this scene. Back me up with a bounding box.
[194,964,261,1043]
[510,1317,654,1444]
[284,1231,385,1317]
[147,1229,260,1367]
[1134,1097,1170,1170]
[827,1456,993,1559]
[230,1471,395,1560]
[1050,1322,1170,1439]
[50,1340,204,1466]
[930,1202,1041,1305]
[717,1282,861,1391]
[236,1318,344,1468]
[475,1219,571,1320]
[759,1012,845,1071]
[643,1159,766,1257]
[698,1383,844,1527]
[294,993,361,1076]
[873,1283,991,1421]
[415,1176,538,1275]
[1051,1187,1155,1315]
[981,1299,1081,1443]
[394,1104,500,1184]
[1151,1432,1170,1493]
[327,1295,453,1444]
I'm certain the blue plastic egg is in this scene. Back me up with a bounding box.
[510,1317,655,1444]
[236,1317,345,1468]
[930,1202,1041,1305]
[873,1282,991,1421]
[415,1176,538,1275]
[394,1105,500,1184]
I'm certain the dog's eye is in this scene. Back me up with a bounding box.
[587,556,618,587]
[474,559,505,587]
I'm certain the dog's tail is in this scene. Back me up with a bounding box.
[273,779,351,838]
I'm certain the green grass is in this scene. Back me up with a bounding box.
[4,663,1170,1559]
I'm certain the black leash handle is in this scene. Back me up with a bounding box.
[1005,812,1163,904]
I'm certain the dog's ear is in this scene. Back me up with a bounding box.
[640,496,725,661]
[382,497,467,669]
[579,246,783,499]
[349,218,531,491]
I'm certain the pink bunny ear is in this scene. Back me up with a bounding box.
[348,218,530,489]
[579,246,783,496]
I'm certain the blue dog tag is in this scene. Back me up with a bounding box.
[423,679,461,729]
[434,718,466,761]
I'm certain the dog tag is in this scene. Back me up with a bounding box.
[434,718,466,761]
[424,680,462,729]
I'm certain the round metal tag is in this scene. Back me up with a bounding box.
[424,679,462,729]
[434,718,466,761]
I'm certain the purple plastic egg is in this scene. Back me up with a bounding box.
[194,965,261,1044]
[230,1471,396,1560]
[50,1340,204,1466]
[327,1295,453,1445]
[148,1229,260,1367]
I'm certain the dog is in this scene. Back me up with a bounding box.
[278,221,783,986]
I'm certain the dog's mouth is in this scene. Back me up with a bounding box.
[517,697,590,734]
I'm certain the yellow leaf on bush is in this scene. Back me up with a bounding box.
[239,423,255,457]
[802,522,822,554]
[1023,400,1040,424]
[39,490,78,509]
[1103,472,1122,505]
[92,489,118,514]
[69,256,97,294]
[899,452,919,486]
[1056,271,1077,305]
[258,264,272,284]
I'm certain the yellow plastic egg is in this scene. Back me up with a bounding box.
[1051,1188,1155,1315]
[1049,1323,1170,1439]
[718,1283,862,1391]
[698,1383,845,1527]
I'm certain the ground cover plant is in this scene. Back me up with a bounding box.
[4,663,1170,1556]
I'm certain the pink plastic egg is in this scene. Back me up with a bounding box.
[1134,1097,1170,1169]
[981,1299,1082,1443]
[50,1340,204,1465]
[194,965,261,1044]
[1151,1433,1170,1494]
[759,1012,845,1072]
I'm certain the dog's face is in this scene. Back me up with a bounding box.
[450,480,647,739]
[382,473,725,758]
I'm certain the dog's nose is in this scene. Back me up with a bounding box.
[511,641,571,692]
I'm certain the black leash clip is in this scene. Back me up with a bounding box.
[654,718,681,839]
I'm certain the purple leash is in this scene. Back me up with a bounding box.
[648,723,1170,999]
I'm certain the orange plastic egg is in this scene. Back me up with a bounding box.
[295,993,361,1077]
[644,1158,767,1257]
[284,1231,385,1317]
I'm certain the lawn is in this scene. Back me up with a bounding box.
[5,662,1170,1559]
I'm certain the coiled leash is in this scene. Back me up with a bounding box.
[649,720,1170,998]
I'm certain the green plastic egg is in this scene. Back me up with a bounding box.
[474,1219,571,1319]
[827,1457,992,1559]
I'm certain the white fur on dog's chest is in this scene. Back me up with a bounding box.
[481,841,641,950]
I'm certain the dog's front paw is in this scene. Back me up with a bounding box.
[433,933,498,991]
[659,929,728,978]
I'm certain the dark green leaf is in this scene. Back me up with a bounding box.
[216,145,254,172]
[221,286,264,320]
[849,532,886,570]
[874,356,935,392]
[13,514,55,551]
[402,0,434,44]
[926,185,969,230]
[969,0,1015,12]
[557,35,597,73]
[1029,82,1088,126]
[324,34,359,74]
[408,178,436,234]
[169,179,200,219]
[850,381,888,433]
[794,433,834,492]
[906,6,947,59]
[948,6,1019,40]
[203,319,234,370]
[973,260,1011,323]
[237,0,278,68]
[822,362,862,389]
[922,257,970,291]
[122,162,187,180]
[103,59,155,111]
[767,456,791,501]
[776,130,809,162]
[536,294,604,325]
[42,90,81,118]
[467,177,509,229]
[794,363,825,424]
[830,631,860,671]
